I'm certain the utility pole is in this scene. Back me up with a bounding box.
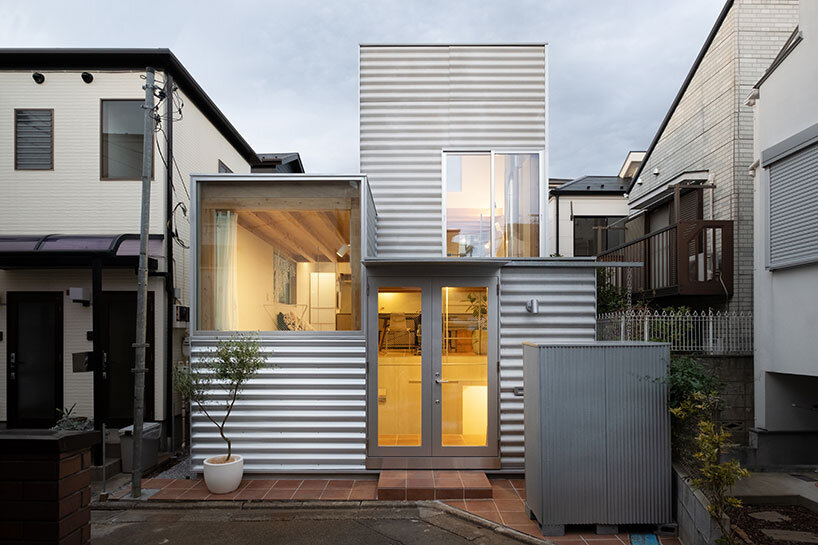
[131,67,155,499]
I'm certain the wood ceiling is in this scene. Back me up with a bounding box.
[236,209,350,263]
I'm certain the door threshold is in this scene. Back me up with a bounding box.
[366,457,500,470]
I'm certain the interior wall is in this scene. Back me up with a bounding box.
[236,224,275,331]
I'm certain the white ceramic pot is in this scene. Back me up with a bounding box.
[203,454,244,494]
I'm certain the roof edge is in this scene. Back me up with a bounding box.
[627,0,734,193]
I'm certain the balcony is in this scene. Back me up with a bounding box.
[597,220,733,299]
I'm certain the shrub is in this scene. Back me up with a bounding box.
[173,334,264,461]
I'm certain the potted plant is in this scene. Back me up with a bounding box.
[173,334,264,494]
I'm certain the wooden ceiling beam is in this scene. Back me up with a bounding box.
[274,211,338,263]
[244,212,313,262]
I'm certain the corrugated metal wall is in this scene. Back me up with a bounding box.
[359,45,547,258]
[498,265,597,469]
[190,334,367,473]
[364,181,378,258]
[524,343,671,526]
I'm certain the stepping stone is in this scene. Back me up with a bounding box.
[749,511,791,523]
[761,529,818,543]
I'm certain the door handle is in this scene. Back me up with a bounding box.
[435,379,457,384]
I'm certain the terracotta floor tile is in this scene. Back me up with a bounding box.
[263,488,295,500]
[464,499,498,512]
[509,479,526,488]
[349,488,377,500]
[443,500,466,509]
[464,488,492,499]
[298,480,328,490]
[378,488,406,501]
[435,479,462,488]
[473,510,504,524]
[490,479,515,489]
[320,488,352,500]
[406,480,435,488]
[178,488,211,500]
[142,478,173,489]
[434,488,463,500]
[273,479,303,489]
[187,481,209,491]
[434,471,460,479]
[380,470,406,479]
[326,479,356,488]
[352,480,377,488]
[165,479,197,490]
[500,511,533,526]
[207,491,238,501]
[494,498,525,512]
[147,488,183,501]
[659,538,682,545]
[378,478,405,487]
[245,479,276,488]
[406,470,432,478]
[232,488,269,501]
[291,489,324,500]
[580,540,622,545]
[407,488,434,500]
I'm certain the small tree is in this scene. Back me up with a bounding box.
[174,334,264,462]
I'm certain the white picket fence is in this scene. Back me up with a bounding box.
[596,310,753,355]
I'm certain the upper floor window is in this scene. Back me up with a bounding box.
[218,160,233,173]
[101,100,151,180]
[573,216,626,256]
[15,109,53,170]
[444,151,541,257]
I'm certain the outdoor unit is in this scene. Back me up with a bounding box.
[522,342,672,536]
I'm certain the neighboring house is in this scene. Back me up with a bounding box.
[599,0,799,311]
[547,152,641,257]
[0,49,302,454]
[748,0,818,465]
[187,44,604,474]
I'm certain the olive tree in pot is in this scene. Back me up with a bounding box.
[173,334,264,494]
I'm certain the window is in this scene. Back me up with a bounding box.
[218,160,233,173]
[101,100,151,180]
[573,216,626,256]
[445,152,540,257]
[15,109,53,170]
[197,180,361,331]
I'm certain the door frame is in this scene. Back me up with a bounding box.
[365,272,500,469]
[6,291,64,428]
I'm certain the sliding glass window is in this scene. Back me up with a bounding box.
[197,180,361,331]
[445,152,541,258]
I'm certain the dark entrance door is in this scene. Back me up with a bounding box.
[7,292,63,427]
[100,291,154,426]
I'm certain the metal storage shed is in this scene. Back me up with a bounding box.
[523,342,672,536]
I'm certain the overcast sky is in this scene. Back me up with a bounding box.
[2,0,724,179]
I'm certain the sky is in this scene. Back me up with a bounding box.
[1,0,725,179]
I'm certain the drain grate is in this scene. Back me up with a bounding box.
[790,473,818,482]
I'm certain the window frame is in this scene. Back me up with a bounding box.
[217,160,233,173]
[441,149,545,258]
[572,215,627,257]
[99,98,155,181]
[14,108,54,171]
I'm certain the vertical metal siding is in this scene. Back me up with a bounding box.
[359,45,546,258]
[768,142,818,268]
[499,265,596,469]
[524,343,671,526]
[190,334,367,473]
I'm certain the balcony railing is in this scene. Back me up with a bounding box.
[597,220,733,298]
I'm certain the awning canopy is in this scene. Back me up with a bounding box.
[0,234,163,269]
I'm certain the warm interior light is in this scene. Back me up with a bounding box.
[336,243,349,258]
[461,385,488,440]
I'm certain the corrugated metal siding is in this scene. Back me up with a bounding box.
[525,343,671,526]
[359,45,546,258]
[364,181,378,258]
[190,334,367,473]
[498,266,596,469]
[769,142,818,268]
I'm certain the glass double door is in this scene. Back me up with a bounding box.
[368,276,498,462]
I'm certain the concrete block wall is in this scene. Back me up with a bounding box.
[675,468,725,545]
[629,0,799,313]
[700,355,755,445]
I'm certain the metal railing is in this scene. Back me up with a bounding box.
[596,309,753,355]
[597,220,734,298]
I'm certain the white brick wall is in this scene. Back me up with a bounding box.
[629,0,799,312]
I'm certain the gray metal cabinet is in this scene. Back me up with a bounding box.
[523,342,672,535]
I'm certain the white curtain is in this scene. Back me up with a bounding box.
[213,210,239,330]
